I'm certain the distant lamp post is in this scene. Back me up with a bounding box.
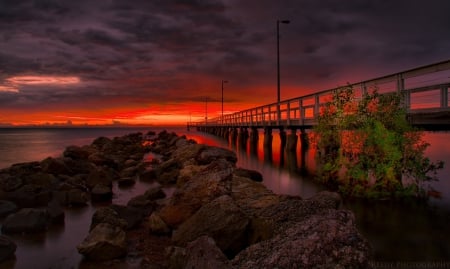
[222,80,228,124]
[277,19,290,123]
[205,96,208,125]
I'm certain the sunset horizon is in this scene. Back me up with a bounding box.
[1,1,450,126]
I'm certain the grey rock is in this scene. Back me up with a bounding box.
[232,210,372,269]
[90,207,127,231]
[172,195,249,257]
[2,208,49,233]
[77,223,127,261]
[184,236,231,269]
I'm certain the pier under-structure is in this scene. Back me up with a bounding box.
[190,59,450,151]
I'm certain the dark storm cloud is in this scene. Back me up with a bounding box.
[1,0,450,118]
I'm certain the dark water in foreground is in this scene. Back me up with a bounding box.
[0,127,449,268]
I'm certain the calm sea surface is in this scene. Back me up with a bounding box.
[0,127,449,268]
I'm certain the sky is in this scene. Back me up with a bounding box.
[1,0,450,126]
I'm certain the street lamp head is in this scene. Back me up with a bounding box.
[223,80,228,83]
[279,20,290,24]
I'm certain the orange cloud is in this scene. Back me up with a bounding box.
[6,76,80,85]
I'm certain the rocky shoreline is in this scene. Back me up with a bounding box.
[0,130,372,268]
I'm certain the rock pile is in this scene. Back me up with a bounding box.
[0,132,152,262]
[0,130,373,268]
[137,130,372,268]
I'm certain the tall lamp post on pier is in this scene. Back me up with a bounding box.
[205,96,208,125]
[222,80,228,124]
[277,19,290,124]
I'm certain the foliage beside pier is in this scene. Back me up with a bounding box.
[313,85,444,199]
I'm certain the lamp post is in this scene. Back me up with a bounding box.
[205,96,208,125]
[277,19,290,123]
[221,80,228,124]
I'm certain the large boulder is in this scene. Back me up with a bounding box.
[171,143,205,165]
[172,195,249,257]
[66,189,89,206]
[231,176,280,216]
[86,167,113,189]
[63,145,92,160]
[183,236,231,269]
[256,191,343,234]
[6,184,52,208]
[143,185,166,200]
[110,204,145,230]
[23,172,57,187]
[0,236,16,262]
[0,174,23,192]
[234,168,263,182]
[41,157,72,175]
[90,184,113,202]
[147,213,171,235]
[159,159,234,228]
[232,210,372,269]
[77,223,127,261]
[196,146,237,165]
[1,208,49,233]
[90,207,127,231]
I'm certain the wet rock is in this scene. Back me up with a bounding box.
[184,236,231,269]
[77,223,127,261]
[91,136,112,149]
[0,174,23,192]
[157,169,179,185]
[256,192,343,234]
[231,176,279,216]
[148,213,171,235]
[63,157,95,175]
[177,164,206,186]
[86,167,113,189]
[232,210,372,269]
[88,152,116,167]
[247,217,275,245]
[0,235,16,262]
[234,168,263,182]
[127,194,155,215]
[6,184,52,208]
[63,145,91,160]
[0,200,18,218]
[24,172,57,187]
[90,184,112,202]
[41,157,72,175]
[171,143,205,165]
[172,195,249,257]
[66,189,89,206]
[90,207,128,231]
[110,204,144,230]
[167,246,187,269]
[159,159,234,228]
[2,208,50,233]
[143,185,166,200]
[196,146,237,165]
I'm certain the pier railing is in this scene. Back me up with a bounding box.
[191,59,450,129]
